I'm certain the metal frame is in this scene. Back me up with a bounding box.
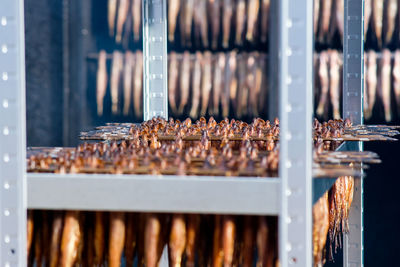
[142,0,168,121]
[0,0,366,266]
[0,0,27,266]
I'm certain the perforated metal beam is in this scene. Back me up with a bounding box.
[0,0,27,266]
[142,0,168,121]
[278,0,313,266]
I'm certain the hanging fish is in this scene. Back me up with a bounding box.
[372,0,383,47]
[132,0,142,41]
[366,50,377,120]
[316,51,329,119]
[383,0,397,45]
[222,0,233,48]
[256,217,271,267]
[123,51,134,116]
[109,212,126,267]
[226,51,238,115]
[237,53,249,118]
[27,210,34,260]
[111,51,123,115]
[93,212,105,266]
[242,216,255,267]
[200,52,213,117]
[247,52,259,117]
[169,214,187,267]
[212,53,226,115]
[60,211,82,267]
[222,215,236,266]
[189,52,203,118]
[144,214,161,267]
[235,0,246,46]
[332,0,344,41]
[380,49,392,122]
[186,214,200,267]
[96,50,108,116]
[125,213,137,267]
[212,215,223,267]
[329,50,341,119]
[108,0,117,36]
[209,0,221,49]
[246,0,260,42]
[364,0,372,39]
[178,51,191,114]
[168,52,179,115]
[393,50,400,113]
[116,0,129,43]
[168,0,180,42]
[133,50,143,118]
[313,192,329,267]
[314,0,320,35]
[49,211,64,267]
[318,0,332,43]
[258,55,268,113]
[193,0,209,47]
[184,0,194,47]
[364,52,369,117]
[260,0,270,43]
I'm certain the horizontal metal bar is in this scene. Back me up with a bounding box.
[27,173,280,215]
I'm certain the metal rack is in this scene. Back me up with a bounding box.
[0,0,364,267]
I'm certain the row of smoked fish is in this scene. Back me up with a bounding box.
[315,49,400,122]
[26,177,352,267]
[107,0,270,48]
[315,0,400,47]
[96,50,267,119]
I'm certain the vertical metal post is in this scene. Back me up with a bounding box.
[278,0,313,266]
[0,0,27,266]
[142,0,168,121]
[343,1,364,266]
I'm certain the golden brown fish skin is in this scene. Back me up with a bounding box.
[364,0,372,39]
[168,0,180,42]
[169,52,179,115]
[184,0,195,47]
[313,192,329,267]
[145,214,161,267]
[212,215,223,267]
[313,0,320,35]
[247,52,259,117]
[134,50,143,118]
[109,212,126,267]
[393,50,400,113]
[381,49,392,122]
[227,51,238,114]
[222,0,233,48]
[201,52,213,117]
[318,0,332,42]
[27,210,34,260]
[213,53,226,116]
[209,0,221,49]
[260,0,270,43]
[235,0,246,46]
[169,214,186,267]
[316,51,329,118]
[242,216,255,267]
[116,0,129,43]
[97,50,108,116]
[332,0,344,41]
[108,0,117,36]
[125,213,138,267]
[190,52,203,118]
[178,51,191,115]
[186,214,200,267]
[94,212,105,266]
[246,0,260,42]
[329,50,341,120]
[197,0,209,47]
[132,0,142,41]
[372,0,384,47]
[60,211,81,267]
[256,217,270,267]
[237,53,249,118]
[123,51,134,116]
[111,51,123,115]
[49,211,64,267]
[366,50,377,119]
[383,0,397,45]
[222,215,235,266]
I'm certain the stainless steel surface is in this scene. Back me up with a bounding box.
[27,173,280,215]
[278,0,313,266]
[343,0,364,266]
[0,0,27,266]
[142,0,168,120]
[343,0,364,125]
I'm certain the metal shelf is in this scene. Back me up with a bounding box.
[0,0,365,266]
[27,174,280,215]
